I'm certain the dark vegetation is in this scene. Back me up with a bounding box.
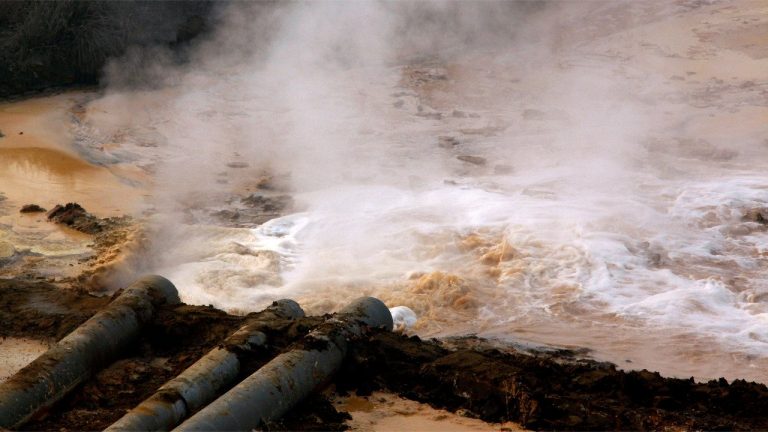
[0,0,215,99]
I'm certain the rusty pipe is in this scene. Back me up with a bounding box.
[0,275,180,429]
[105,299,304,432]
[174,297,393,432]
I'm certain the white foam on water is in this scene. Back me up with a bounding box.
[156,213,310,309]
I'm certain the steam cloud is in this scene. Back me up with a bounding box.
[82,0,768,374]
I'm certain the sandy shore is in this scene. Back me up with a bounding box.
[336,392,524,432]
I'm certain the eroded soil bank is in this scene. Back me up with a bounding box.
[3,278,768,431]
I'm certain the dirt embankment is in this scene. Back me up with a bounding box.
[4,277,768,431]
[339,334,768,431]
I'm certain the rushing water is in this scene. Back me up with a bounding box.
[3,1,768,382]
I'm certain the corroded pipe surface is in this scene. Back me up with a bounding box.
[0,276,180,429]
[105,299,305,432]
[174,297,393,432]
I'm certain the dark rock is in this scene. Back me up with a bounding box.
[241,194,293,213]
[452,109,468,118]
[416,111,443,120]
[438,136,460,149]
[209,194,294,228]
[226,161,249,169]
[457,155,487,166]
[0,130,4,138]
[393,100,404,108]
[0,242,16,262]
[210,209,240,222]
[47,203,103,234]
[20,204,47,213]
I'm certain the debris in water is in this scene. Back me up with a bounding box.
[241,194,293,212]
[456,155,487,166]
[226,161,249,168]
[493,164,514,175]
[743,208,768,224]
[47,203,103,234]
[0,242,15,262]
[438,136,460,149]
[20,204,46,213]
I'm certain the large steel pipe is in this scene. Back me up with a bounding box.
[105,299,305,432]
[0,275,180,429]
[174,297,393,432]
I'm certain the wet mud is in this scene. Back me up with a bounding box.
[47,203,106,235]
[0,279,108,341]
[4,282,768,431]
[339,334,768,430]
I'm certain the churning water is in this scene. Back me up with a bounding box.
[8,1,768,382]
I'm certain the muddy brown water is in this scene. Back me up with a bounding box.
[0,95,144,216]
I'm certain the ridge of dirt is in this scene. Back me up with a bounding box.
[0,279,109,341]
[6,281,768,431]
[336,332,768,430]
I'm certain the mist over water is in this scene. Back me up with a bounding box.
[77,1,768,381]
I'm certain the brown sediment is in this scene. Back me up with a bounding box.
[0,279,109,341]
[0,94,146,217]
[0,197,144,292]
[337,333,768,431]
[209,193,295,228]
[335,392,523,432]
[47,203,105,235]
[383,272,478,332]
[0,96,74,151]
[75,215,144,292]
[698,22,768,60]
[19,205,46,214]
[0,147,144,218]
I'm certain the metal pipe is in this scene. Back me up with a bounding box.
[105,299,305,432]
[174,297,393,432]
[0,275,180,429]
